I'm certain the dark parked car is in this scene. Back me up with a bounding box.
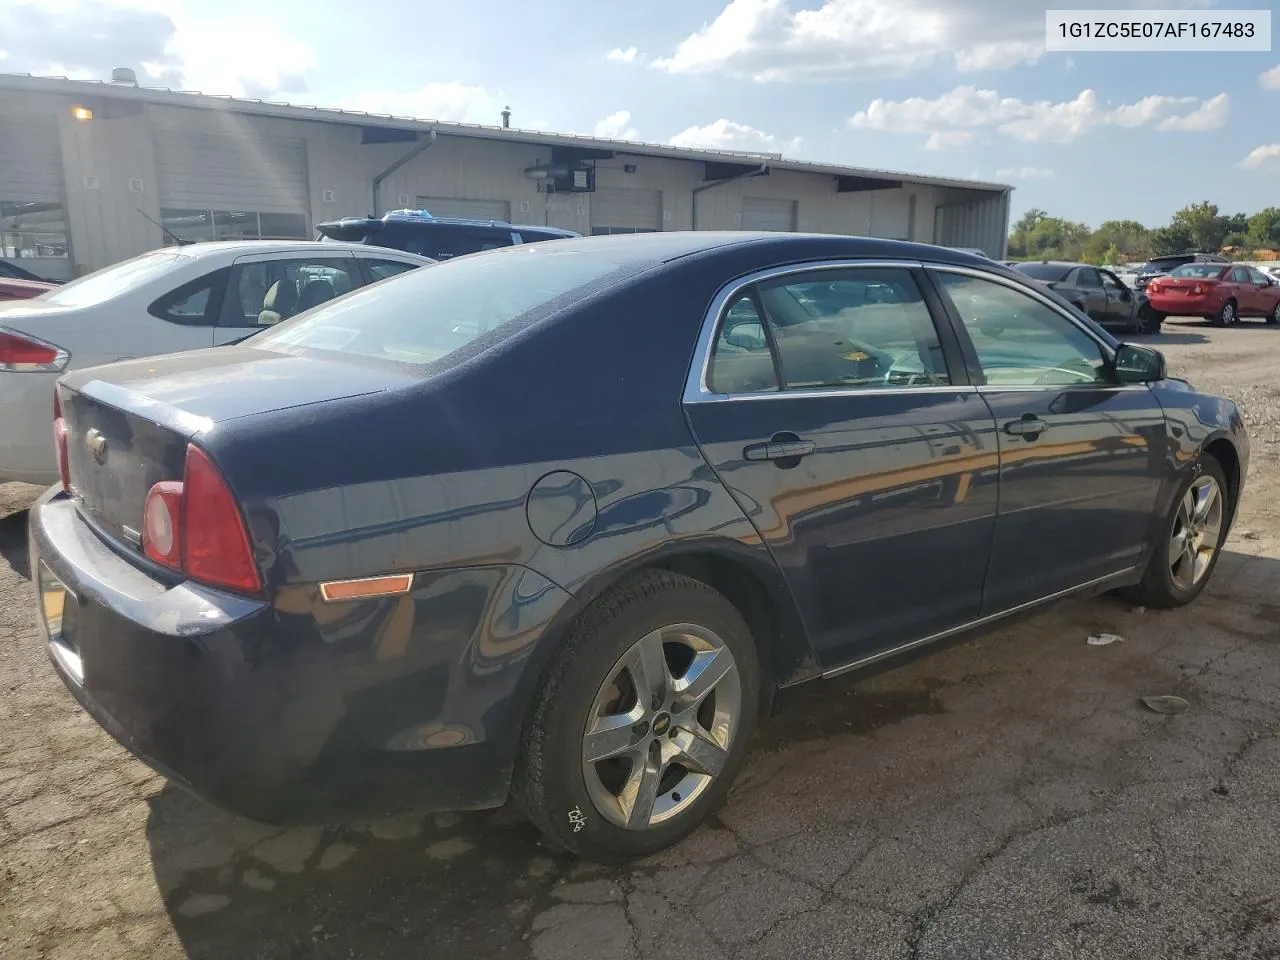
[316,208,578,260]
[1132,253,1229,292]
[31,233,1249,863]
[1012,260,1162,333]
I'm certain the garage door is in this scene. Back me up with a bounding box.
[0,118,71,278]
[870,194,911,240]
[418,197,511,222]
[591,188,662,235]
[154,130,310,241]
[741,197,796,232]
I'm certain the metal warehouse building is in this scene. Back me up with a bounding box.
[0,71,1012,281]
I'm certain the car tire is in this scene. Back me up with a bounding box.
[1268,302,1280,326]
[512,570,760,863]
[1122,454,1231,610]
[1138,304,1162,335]
[1213,299,1237,327]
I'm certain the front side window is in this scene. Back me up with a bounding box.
[933,272,1112,388]
[706,268,951,394]
[1230,267,1252,283]
[220,257,359,327]
[363,258,420,282]
[1247,267,1271,285]
[1101,271,1126,291]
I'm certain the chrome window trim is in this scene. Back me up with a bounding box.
[683,258,933,405]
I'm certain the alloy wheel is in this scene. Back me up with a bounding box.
[1169,474,1224,591]
[581,623,742,830]
[1222,302,1236,326]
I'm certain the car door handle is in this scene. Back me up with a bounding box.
[1004,416,1047,438]
[743,439,815,462]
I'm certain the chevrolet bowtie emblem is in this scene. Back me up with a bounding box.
[84,428,107,461]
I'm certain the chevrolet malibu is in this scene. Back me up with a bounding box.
[30,233,1249,863]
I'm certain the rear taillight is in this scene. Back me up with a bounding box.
[140,444,261,594]
[0,328,68,372]
[53,393,70,492]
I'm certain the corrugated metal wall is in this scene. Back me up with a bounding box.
[934,190,1011,258]
[8,91,1008,273]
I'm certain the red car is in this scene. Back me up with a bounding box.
[0,277,57,302]
[1146,263,1280,326]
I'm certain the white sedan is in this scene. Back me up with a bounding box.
[0,240,429,485]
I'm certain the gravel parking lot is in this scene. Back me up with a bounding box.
[3,316,1280,960]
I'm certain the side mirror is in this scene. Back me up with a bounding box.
[1115,343,1166,383]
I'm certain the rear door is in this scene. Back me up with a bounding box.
[928,267,1168,613]
[683,262,1000,669]
[214,253,360,345]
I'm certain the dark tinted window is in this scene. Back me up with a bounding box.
[1142,257,1193,272]
[363,259,420,281]
[1012,263,1074,282]
[1075,267,1102,287]
[374,222,513,259]
[1170,264,1226,279]
[147,268,227,325]
[248,246,651,369]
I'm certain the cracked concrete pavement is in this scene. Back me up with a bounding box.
[2,317,1280,959]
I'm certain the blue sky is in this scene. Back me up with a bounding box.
[2,0,1277,228]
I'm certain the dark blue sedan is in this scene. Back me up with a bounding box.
[30,232,1249,863]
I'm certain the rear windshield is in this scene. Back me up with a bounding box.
[247,244,651,369]
[1012,262,1073,281]
[1168,264,1226,278]
[38,251,182,307]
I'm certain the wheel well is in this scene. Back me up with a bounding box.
[1204,438,1241,510]
[646,553,793,709]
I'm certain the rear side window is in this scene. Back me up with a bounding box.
[148,268,228,325]
[247,246,651,369]
[706,268,951,394]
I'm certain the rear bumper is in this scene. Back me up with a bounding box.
[1146,294,1218,315]
[29,489,576,824]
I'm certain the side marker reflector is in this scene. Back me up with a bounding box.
[319,574,414,603]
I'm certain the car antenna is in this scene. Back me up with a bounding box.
[137,208,191,246]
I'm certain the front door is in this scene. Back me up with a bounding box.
[1100,269,1135,329]
[684,265,1000,668]
[929,269,1168,613]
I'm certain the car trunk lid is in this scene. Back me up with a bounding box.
[57,344,419,552]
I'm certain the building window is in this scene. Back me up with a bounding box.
[160,209,308,244]
[590,226,659,236]
[0,201,70,260]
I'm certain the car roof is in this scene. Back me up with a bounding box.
[162,240,429,260]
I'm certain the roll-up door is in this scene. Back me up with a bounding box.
[870,194,911,240]
[0,117,71,276]
[418,197,511,222]
[741,197,796,232]
[591,188,662,235]
[154,130,310,241]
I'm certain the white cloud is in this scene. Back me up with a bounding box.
[0,0,313,98]
[1260,65,1280,90]
[669,118,802,155]
[336,82,505,125]
[850,85,1230,145]
[1241,144,1280,170]
[995,166,1055,180]
[606,46,639,63]
[1156,93,1228,132]
[593,110,639,141]
[924,130,976,151]
[651,0,1210,81]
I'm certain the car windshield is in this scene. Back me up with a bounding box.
[1012,263,1073,281]
[1169,264,1225,279]
[37,251,183,307]
[249,245,651,368]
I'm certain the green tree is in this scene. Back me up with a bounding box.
[1149,223,1194,256]
[1090,219,1152,260]
[1102,242,1122,265]
[1169,201,1228,253]
[1246,208,1280,250]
